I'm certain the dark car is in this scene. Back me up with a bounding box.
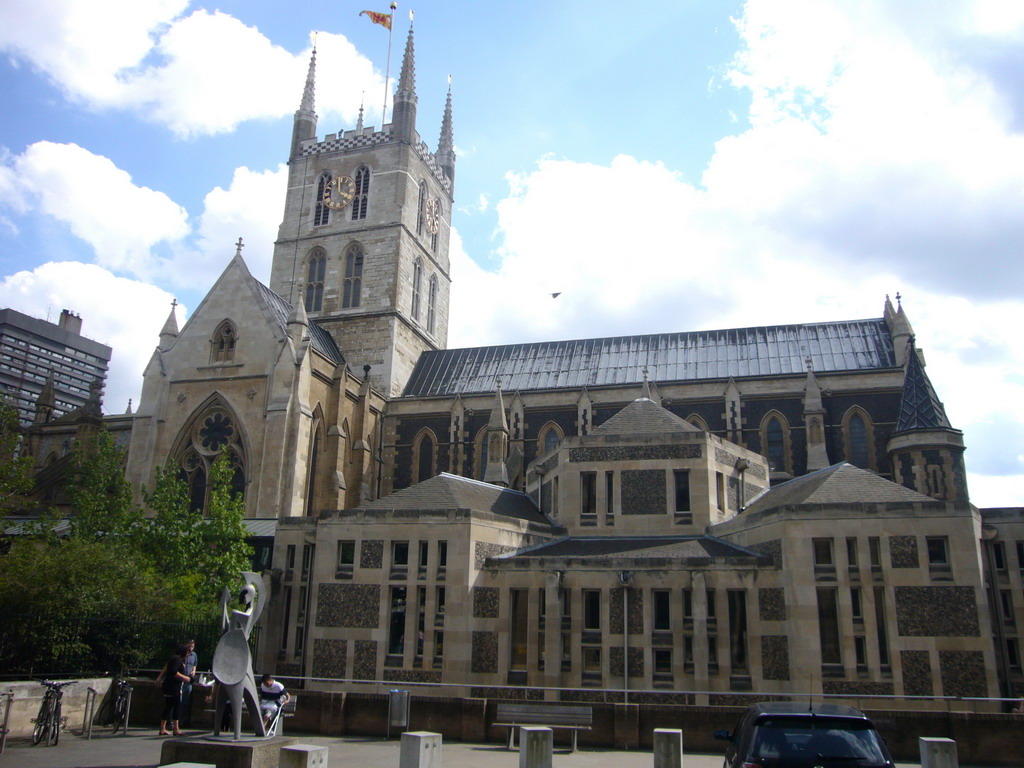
[714,701,895,768]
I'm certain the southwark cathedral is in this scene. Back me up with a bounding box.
[24,26,1024,707]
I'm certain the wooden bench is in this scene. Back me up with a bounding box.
[494,702,592,752]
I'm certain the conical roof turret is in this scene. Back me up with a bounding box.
[436,84,455,189]
[158,300,179,351]
[894,338,952,432]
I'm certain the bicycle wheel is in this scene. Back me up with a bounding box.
[95,696,114,728]
[32,696,52,746]
[49,700,61,745]
[112,693,128,734]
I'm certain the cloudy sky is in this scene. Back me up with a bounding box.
[1,0,1022,506]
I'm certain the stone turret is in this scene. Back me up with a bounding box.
[484,381,509,487]
[290,47,318,160]
[436,85,455,190]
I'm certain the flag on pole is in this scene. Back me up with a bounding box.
[360,10,393,30]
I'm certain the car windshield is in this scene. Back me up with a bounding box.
[749,716,889,766]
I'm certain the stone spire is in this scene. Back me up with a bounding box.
[356,96,365,132]
[885,292,915,366]
[290,46,319,160]
[391,24,418,143]
[33,371,56,424]
[803,359,830,471]
[158,300,179,351]
[436,82,455,189]
[895,338,951,432]
[483,379,509,487]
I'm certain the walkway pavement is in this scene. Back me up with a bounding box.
[0,727,939,768]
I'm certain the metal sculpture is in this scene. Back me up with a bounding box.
[211,571,267,739]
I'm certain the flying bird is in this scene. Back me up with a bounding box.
[551,292,561,299]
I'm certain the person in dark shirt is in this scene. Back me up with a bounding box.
[156,644,191,736]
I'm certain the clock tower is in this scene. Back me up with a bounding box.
[270,25,455,397]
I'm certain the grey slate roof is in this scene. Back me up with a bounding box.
[504,535,767,562]
[593,397,701,435]
[253,280,344,366]
[895,345,953,432]
[402,319,896,396]
[359,472,549,525]
[743,462,935,514]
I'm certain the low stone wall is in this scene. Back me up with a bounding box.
[5,679,1019,765]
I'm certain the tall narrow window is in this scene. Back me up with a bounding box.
[427,275,438,333]
[304,424,321,517]
[305,250,326,312]
[583,589,601,630]
[415,430,435,483]
[343,245,363,308]
[848,413,870,467]
[766,416,786,472]
[653,590,670,631]
[314,172,332,226]
[580,472,597,519]
[411,259,423,320]
[874,586,890,667]
[728,590,748,672]
[674,469,691,521]
[416,181,427,235]
[388,586,407,657]
[211,321,236,363]
[817,587,841,666]
[352,166,370,220]
[509,589,528,670]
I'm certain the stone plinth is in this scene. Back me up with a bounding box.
[399,731,442,768]
[161,736,297,768]
[653,728,683,768]
[519,726,552,768]
[280,743,329,768]
[920,737,958,768]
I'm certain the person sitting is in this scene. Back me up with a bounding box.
[258,673,289,728]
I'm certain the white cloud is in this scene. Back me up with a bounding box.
[0,2,383,137]
[0,261,181,415]
[0,142,189,277]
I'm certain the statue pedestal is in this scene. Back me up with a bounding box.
[161,735,298,768]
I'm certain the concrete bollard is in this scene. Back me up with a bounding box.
[920,737,958,768]
[519,726,553,768]
[653,728,683,768]
[280,743,329,768]
[399,730,442,768]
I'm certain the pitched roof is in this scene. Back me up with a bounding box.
[359,472,549,525]
[503,535,767,563]
[593,397,701,435]
[253,280,343,365]
[895,346,952,432]
[402,319,896,396]
[743,462,935,514]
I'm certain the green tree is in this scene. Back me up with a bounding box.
[0,396,34,515]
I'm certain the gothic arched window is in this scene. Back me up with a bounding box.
[686,414,709,432]
[427,275,438,333]
[305,411,324,516]
[761,412,791,475]
[305,249,326,312]
[352,166,370,220]
[843,408,875,470]
[414,429,436,484]
[538,422,563,457]
[211,321,237,364]
[411,259,423,320]
[343,244,363,308]
[314,172,332,226]
[174,402,247,515]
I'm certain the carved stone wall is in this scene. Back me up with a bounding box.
[939,650,986,697]
[353,640,377,680]
[901,650,933,697]
[569,445,700,462]
[312,638,347,678]
[890,535,919,568]
[609,646,644,676]
[473,586,499,618]
[360,540,383,568]
[761,635,790,680]
[471,631,498,673]
[621,470,666,515]
[759,588,787,621]
[894,586,980,636]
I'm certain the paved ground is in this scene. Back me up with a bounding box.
[0,727,939,768]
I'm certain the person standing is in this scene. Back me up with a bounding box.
[157,644,190,736]
[180,639,197,728]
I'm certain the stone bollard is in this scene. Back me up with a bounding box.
[400,730,442,768]
[920,737,958,768]
[519,726,553,768]
[280,743,329,768]
[653,728,683,768]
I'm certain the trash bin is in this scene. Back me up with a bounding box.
[387,689,410,737]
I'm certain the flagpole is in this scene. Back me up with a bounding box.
[382,2,397,130]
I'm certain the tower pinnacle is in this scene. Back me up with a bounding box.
[290,46,319,159]
[436,81,456,190]
[392,24,418,143]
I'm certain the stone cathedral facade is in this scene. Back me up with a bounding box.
[23,25,1024,707]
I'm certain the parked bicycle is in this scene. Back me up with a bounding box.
[32,680,74,746]
[95,678,132,734]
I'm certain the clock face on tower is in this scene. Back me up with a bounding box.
[425,197,441,235]
[323,175,356,210]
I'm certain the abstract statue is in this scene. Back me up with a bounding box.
[211,571,267,739]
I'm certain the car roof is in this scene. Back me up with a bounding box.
[745,702,872,720]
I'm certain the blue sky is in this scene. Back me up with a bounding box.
[1,0,1023,506]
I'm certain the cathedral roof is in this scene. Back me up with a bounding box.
[402,318,896,396]
[358,472,549,525]
[253,280,343,365]
[894,344,953,432]
[500,535,767,563]
[593,397,701,435]
[743,462,936,514]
